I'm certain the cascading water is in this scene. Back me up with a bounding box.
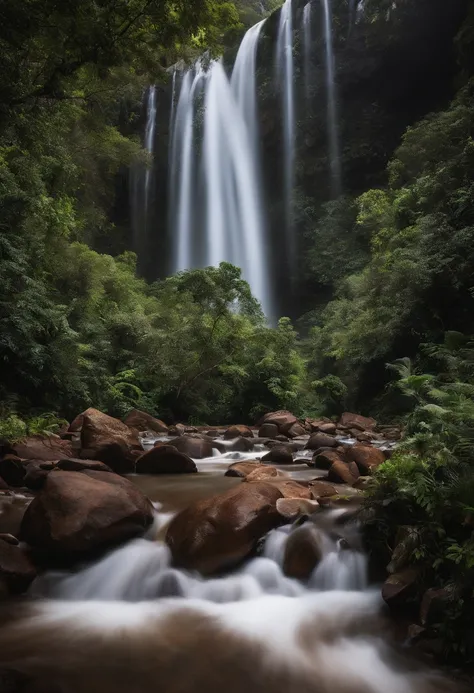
[170,26,273,318]
[275,0,295,273]
[322,0,342,197]
[302,2,312,101]
[131,86,157,256]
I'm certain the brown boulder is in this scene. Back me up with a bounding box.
[327,460,360,486]
[283,524,325,580]
[88,441,136,475]
[12,435,73,462]
[80,408,139,454]
[259,410,298,435]
[311,450,343,470]
[123,409,168,434]
[170,435,213,459]
[223,425,254,439]
[166,482,284,574]
[275,434,290,442]
[136,445,197,474]
[0,538,36,594]
[0,456,26,487]
[276,498,320,520]
[308,480,338,500]
[222,437,254,452]
[261,445,294,465]
[260,479,311,500]
[287,423,306,438]
[21,471,154,557]
[57,458,113,473]
[168,424,185,436]
[339,412,376,431]
[225,461,262,478]
[345,444,385,474]
[305,433,338,450]
[244,466,286,482]
[258,423,279,439]
[319,422,337,434]
[23,460,54,490]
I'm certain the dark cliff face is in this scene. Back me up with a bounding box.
[257,0,469,317]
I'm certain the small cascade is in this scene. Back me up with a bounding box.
[302,2,312,101]
[322,0,342,197]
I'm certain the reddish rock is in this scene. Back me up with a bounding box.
[21,471,154,557]
[382,568,419,606]
[225,461,262,478]
[57,458,113,473]
[261,446,294,465]
[88,441,136,475]
[275,434,290,442]
[327,460,360,486]
[287,423,306,438]
[276,498,319,520]
[68,414,84,432]
[0,539,36,593]
[223,425,254,439]
[124,409,168,434]
[136,445,197,475]
[283,524,325,579]
[312,450,343,470]
[319,423,337,435]
[259,479,311,500]
[308,480,338,500]
[23,460,54,490]
[244,466,286,482]
[170,435,213,459]
[305,433,338,450]
[168,424,185,436]
[258,423,279,439]
[259,410,298,435]
[166,482,284,574]
[12,435,73,462]
[345,444,385,474]
[80,408,139,457]
[0,456,26,487]
[339,412,376,432]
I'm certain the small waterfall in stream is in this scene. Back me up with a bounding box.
[303,3,312,101]
[275,0,296,274]
[322,0,342,197]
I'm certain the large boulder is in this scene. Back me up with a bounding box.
[339,412,376,431]
[283,524,325,580]
[21,471,154,558]
[223,425,254,439]
[166,482,284,574]
[0,537,36,594]
[169,435,213,459]
[225,461,262,478]
[261,445,294,465]
[135,445,197,474]
[23,460,54,490]
[327,460,360,486]
[244,466,287,482]
[123,409,168,434]
[259,410,298,435]
[311,450,343,470]
[286,423,306,438]
[80,408,139,455]
[258,423,279,439]
[12,435,73,462]
[57,458,113,473]
[345,444,385,474]
[257,479,312,500]
[308,480,338,501]
[305,433,338,450]
[86,441,136,475]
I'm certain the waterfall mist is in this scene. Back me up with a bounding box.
[303,3,312,101]
[322,0,342,198]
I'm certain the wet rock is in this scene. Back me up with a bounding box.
[87,441,136,475]
[305,418,331,433]
[276,498,319,520]
[305,433,338,450]
[23,460,54,490]
[21,471,154,558]
[168,424,185,436]
[308,480,338,501]
[223,425,254,439]
[0,456,26,487]
[382,567,419,606]
[258,423,279,439]
[275,434,290,442]
[258,410,298,435]
[12,435,73,462]
[225,461,262,478]
[327,460,360,486]
[345,443,385,474]
[319,423,337,435]
[170,435,213,459]
[260,479,311,500]
[166,482,284,575]
[287,423,306,438]
[0,538,36,594]
[339,412,376,431]
[244,466,287,482]
[123,409,168,434]
[283,524,325,580]
[0,533,18,546]
[420,588,452,626]
[261,445,294,465]
[311,450,343,470]
[57,458,113,473]
[136,445,197,474]
[80,408,139,456]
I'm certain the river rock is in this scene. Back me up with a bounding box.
[327,460,360,486]
[12,435,73,462]
[0,537,36,594]
[287,423,306,438]
[258,423,279,439]
[85,441,136,475]
[0,456,26,487]
[308,480,338,500]
[382,567,419,606]
[339,412,376,431]
[80,408,139,454]
[166,482,284,574]
[123,409,168,434]
[225,461,262,478]
[311,450,343,470]
[23,460,54,490]
[21,471,154,558]
[318,422,337,435]
[259,410,298,435]
[276,498,320,520]
[259,479,311,500]
[168,424,185,436]
[345,444,385,474]
[168,435,213,459]
[305,433,338,450]
[261,446,294,465]
[244,466,286,482]
[223,425,254,439]
[136,445,197,474]
[283,524,325,580]
[57,458,113,473]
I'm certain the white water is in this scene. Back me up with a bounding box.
[303,2,312,101]
[322,0,342,197]
[275,0,295,273]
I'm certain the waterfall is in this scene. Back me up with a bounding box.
[143,86,157,215]
[302,2,312,101]
[275,0,295,273]
[169,24,273,318]
[322,0,342,197]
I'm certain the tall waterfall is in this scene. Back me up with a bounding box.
[322,0,342,197]
[275,0,295,273]
[302,3,312,101]
[131,86,157,257]
[170,25,273,318]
